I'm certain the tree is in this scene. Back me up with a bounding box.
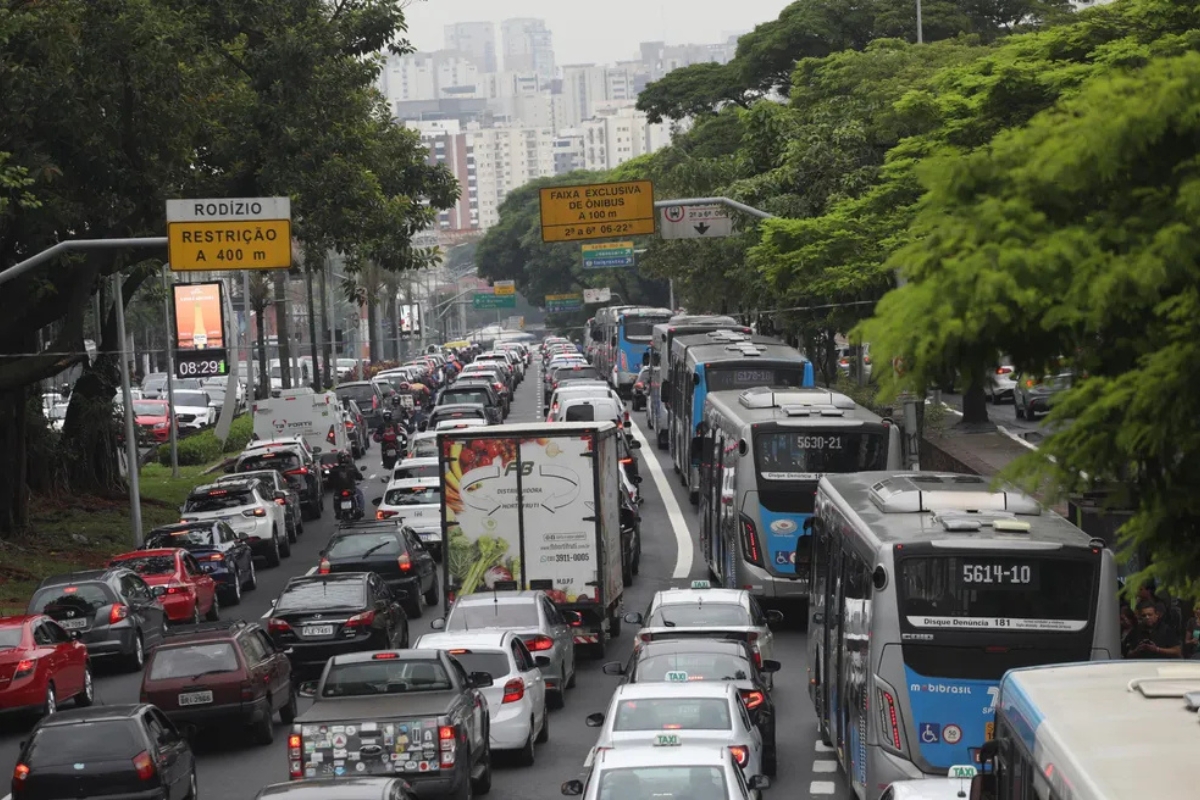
[862,50,1200,588]
[636,63,752,124]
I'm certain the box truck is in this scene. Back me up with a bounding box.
[251,387,350,459]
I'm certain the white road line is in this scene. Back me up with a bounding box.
[815,741,834,753]
[627,420,694,579]
[813,761,838,773]
[810,781,837,795]
[260,566,318,618]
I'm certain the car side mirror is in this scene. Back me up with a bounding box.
[223,463,235,474]
[766,609,785,625]
[562,779,584,796]
[297,681,318,699]
[629,440,642,450]
[151,585,167,598]
[761,659,781,674]
[622,611,643,625]
[381,476,389,483]
[749,775,771,790]
[237,533,249,542]
[273,491,287,501]
[468,671,494,688]
[585,712,605,727]
[431,618,446,630]
[371,497,382,506]
[535,655,552,668]
[601,661,624,676]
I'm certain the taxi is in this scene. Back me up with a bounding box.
[881,766,980,800]
[622,581,782,684]
[582,682,763,777]
[562,744,769,800]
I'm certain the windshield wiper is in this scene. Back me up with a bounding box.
[190,668,235,680]
[358,542,392,559]
[659,615,676,628]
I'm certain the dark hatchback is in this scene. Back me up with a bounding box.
[11,704,197,800]
[266,573,409,679]
[26,569,168,673]
[336,382,386,430]
[437,384,503,423]
[601,638,781,775]
[234,446,324,521]
[317,523,439,618]
[144,521,256,606]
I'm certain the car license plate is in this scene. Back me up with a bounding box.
[339,501,352,510]
[417,532,442,544]
[303,625,335,637]
[178,691,213,706]
[985,721,994,740]
[58,618,88,630]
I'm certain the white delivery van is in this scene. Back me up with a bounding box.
[251,387,350,460]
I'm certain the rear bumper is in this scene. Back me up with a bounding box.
[160,695,271,727]
[282,635,386,676]
[80,626,137,659]
[407,765,471,799]
[15,789,166,800]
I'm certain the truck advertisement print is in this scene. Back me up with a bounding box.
[442,435,596,604]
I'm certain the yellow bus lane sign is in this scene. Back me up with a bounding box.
[166,197,293,271]
[539,180,655,243]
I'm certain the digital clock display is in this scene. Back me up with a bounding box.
[175,347,228,379]
[960,561,1039,590]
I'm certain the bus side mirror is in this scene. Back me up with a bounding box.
[692,372,700,386]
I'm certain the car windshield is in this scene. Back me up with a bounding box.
[612,697,732,730]
[239,452,301,472]
[327,534,403,558]
[28,722,139,767]
[113,555,176,576]
[337,385,377,406]
[185,489,254,512]
[446,650,510,680]
[447,603,539,631]
[636,652,752,682]
[647,603,751,628]
[29,583,113,614]
[146,528,218,548]
[385,486,440,506]
[410,438,437,458]
[133,402,166,416]
[395,464,439,480]
[149,642,240,680]
[321,659,453,696]
[597,767,727,800]
[275,579,366,613]
[0,627,24,649]
[175,391,208,407]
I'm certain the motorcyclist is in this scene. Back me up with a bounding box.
[327,452,365,517]
[375,411,405,465]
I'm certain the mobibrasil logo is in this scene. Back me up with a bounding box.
[910,683,973,695]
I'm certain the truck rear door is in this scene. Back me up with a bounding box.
[298,717,446,779]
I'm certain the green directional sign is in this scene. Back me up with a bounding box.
[546,293,583,313]
[473,293,516,310]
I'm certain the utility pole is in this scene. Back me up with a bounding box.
[159,268,179,477]
[114,274,143,546]
[916,0,924,43]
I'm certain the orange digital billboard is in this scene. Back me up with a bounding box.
[172,282,225,351]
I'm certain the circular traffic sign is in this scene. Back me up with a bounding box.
[664,206,685,223]
[942,724,962,745]
[892,356,907,377]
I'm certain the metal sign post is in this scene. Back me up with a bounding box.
[160,267,180,477]
[113,273,143,546]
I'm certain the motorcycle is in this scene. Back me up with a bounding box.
[333,489,364,521]
[381,440,400,470]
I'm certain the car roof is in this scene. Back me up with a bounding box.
[635,639,752,657]
[256,778,401,800]
[396,457,439,466]
[286,573,370,589]
[0,615,37,628]
[155,620,256,646]
[411,431,437,441]
[613,681,735,700]
[885,779,976,800]
[593,743,734,769]
[415,631,512,650]
[336,381,376,388]
[433,403,486,412]
[654,588,749,607]
[37,704,146,727]
[387,477,440,489]
[330,649,442,665]
[113,548,179,559]
[148,521,220,535]
[221,470,278,483]
[38,570,114,587]
[194,480,254,494]
[454,591,542,606]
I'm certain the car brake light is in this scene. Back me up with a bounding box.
[639,632,652,643]
[729,745,749,767]
[620,458,633,465]
[285,467,309,476]
[289,734,303,778]
[318,559,331,574]
[740,517,763,567]
[439,725,457,767]
[345,610,375,628]
[132,751,155,781]
[996,366,1013,375]
[205,553,224,561]
[268,618,291,633]
[373,652,400,660]
[742,690,765,710]
[240,679,257,701]
[879,688,902,749]
[398,553,413,572]
[502,678,525,704]
[241,506,267,518]
[13,658,35,679]
[164,582,190,595]
[377,510,397,520]
[525,635,554,651]
[110,603,129,624]
[12,763,30,789]
[339,490,352,498]
[634,382,643,390]
[274,498,287,506]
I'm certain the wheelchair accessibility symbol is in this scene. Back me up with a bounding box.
[774,551,795,566]
[920,723,941,744]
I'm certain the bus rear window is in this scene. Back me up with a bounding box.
[623,319,666,341]
[755,431,888,481]
[898,555,1095,632]
[706,366,804,391]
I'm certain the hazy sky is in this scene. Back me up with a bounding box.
[402,0,796,66]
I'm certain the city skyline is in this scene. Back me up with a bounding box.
[403,0,794,66]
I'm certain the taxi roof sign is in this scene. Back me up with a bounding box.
[654,734,681,747]
[948,765,978,779]
[690,580,711,589]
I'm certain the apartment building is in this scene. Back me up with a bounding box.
[466,124,556,228]
[405,120,478,231]
[501,18,555,86]
[444,21,497,73]
[578,106,671,171]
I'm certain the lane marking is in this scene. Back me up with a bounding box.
[815,741,834,753]
[627,419,693,579]
[260,565,318,618]
[813,761,838,773]
[810,781,837,795]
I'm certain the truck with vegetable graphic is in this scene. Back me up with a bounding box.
[439,421,624,657]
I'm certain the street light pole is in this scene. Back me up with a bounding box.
[916,0,924,43]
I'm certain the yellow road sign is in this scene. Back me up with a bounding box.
[493,280,516,296]
[539,180,655,243]
[167,220,292,271]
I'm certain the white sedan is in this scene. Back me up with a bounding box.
[373,477,441,525]
[583,682,763,778]
[414,630,548,764]
[564,743,769,800]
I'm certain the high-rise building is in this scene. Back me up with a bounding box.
[444,22,497,73]
[405,120,478,231]
[558,64,637,129]
[466,124,556,229]
[377,51,481,109]
[578,106,670,171]
[501,18,555,87]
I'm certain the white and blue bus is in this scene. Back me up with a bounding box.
[967,660,1196,800]
[665,331,815,503]
[604,306,673,396]
[647,315,748,449]
[588,304,634,377]
[698,387,901,601]
[807,472,1120,800]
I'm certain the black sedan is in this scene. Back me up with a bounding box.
[317,522,439,618]
[143,520,257,606]
[601,638,781,776]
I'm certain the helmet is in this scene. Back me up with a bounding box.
[383,410,393,421]
[338,451,353,466]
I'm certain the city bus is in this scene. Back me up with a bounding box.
[665,331,814,502]
[589,304,634,381]
[698,387,901,601]
[806,472,1120,800]
[647,315,748,449]
[605,306,673,396]
[969,660,1195,800]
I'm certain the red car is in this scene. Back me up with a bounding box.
[133,399,174,443]
[0,614,93,721]
[108,549,220,625]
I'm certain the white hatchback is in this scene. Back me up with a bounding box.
[415,630,549,764]
[375,477,441,525]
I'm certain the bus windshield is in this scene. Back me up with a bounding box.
[623,317,669,342]
[754,430,889,481]
[705,366,804,391]
[898,554,1095,633]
